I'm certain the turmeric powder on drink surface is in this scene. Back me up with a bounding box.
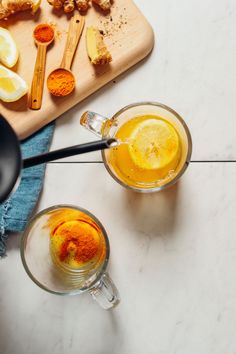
[47,68,75,96]
[47,208,105,269]
[55,221,99,264]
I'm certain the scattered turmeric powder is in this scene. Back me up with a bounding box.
[47,68,75,96]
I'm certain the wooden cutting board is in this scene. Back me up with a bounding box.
[0,0,154,140]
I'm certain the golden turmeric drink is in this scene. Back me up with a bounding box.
[107,115,184,189]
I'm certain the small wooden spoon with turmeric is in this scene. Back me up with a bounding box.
[47,14,85,97]
[30,24,55,110]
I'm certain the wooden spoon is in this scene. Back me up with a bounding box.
[47,14,85,97]
[30,24,55,110]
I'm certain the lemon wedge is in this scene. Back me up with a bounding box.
[0,27,19,68]
[0,64,28,102]
[128,118,180,170]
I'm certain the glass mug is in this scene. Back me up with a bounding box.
[81,102,192,192]
[21,205,120,310]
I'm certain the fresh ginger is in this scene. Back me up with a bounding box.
[47,0,64,9]
[0,0,41,19]
[64,0,74,12]
[75,0,89,11]
[47,0,112,13]
[86,26,112,65]
[92,0,111,11]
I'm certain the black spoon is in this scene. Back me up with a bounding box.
[0,115,117,203]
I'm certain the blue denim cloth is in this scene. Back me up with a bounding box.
[0,123,55,257]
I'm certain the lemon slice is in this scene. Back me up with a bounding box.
[0,27,19,68]
[0,65,28,102]
[129,118,180,170]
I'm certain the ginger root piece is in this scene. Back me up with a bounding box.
[0,0,41,19]
[92,0,111,11]
[47,0,64,9]
[86,26,112,65]
[64,0,74,12]
[0,3,11,18]
[75,0,89,11]
[47,0,112,13]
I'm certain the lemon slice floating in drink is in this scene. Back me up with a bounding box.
[128,118,181,171]
[0,27,19,68]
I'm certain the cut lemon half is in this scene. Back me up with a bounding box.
[0,27,19,68]
[129,118,180,170]
[0,65,28,102]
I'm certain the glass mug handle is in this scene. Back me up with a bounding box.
[80,111,115,138]
[89,272,120,310]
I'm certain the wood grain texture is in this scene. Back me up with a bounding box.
[0,0,154,140]
[60,14,85,70]
[30,44,47,110]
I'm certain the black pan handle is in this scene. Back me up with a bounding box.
[23,138,117,168]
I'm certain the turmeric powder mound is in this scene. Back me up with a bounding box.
[34,24,54,43]
[47,208,106,269]
[51,220,100,267]
[47,68,75,96]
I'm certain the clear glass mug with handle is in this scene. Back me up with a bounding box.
[81,102,192,192]
[21,205,120,310]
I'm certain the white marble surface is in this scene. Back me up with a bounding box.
[1,163,236,354]
[50,0,236,161]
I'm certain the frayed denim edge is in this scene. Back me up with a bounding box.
[0,199,11,258]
